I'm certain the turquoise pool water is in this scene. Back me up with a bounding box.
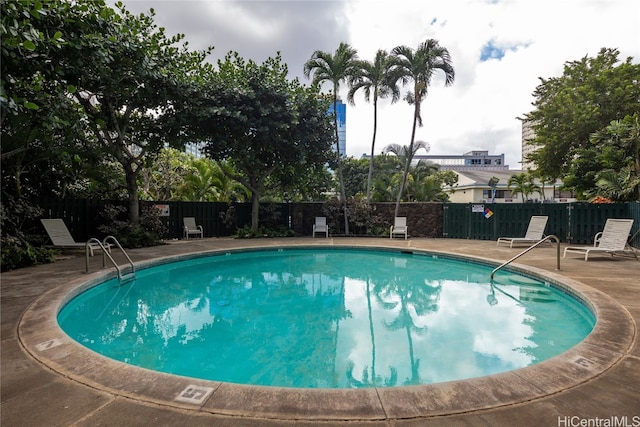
[58,248,595,389]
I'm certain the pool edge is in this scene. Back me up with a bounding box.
[17,243,635,421]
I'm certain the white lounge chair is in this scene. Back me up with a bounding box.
[312,216,328,238]
[497,216,548,248]
[390,217,408,240]
[183,217,203,239]
[564,218,637,261]
[40,218,108,256]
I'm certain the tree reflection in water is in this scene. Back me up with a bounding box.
[59,249,593,388]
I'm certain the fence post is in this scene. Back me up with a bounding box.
[566,203,573,244]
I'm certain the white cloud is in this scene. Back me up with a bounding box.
[119,0,640,168]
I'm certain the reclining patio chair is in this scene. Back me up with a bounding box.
[497,216,548,248]
[183,217,204,239]
[312,216,328,238]
[564,218,637,261]
[390,217,408,240]
[40,218,109,256]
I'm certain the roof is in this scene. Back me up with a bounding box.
[453,170,524,188]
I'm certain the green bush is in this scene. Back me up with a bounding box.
[0,196,55,271]
[1,235,55,272]
[322,198,387,235]
[98,204,167,248]
[234,225,294,239]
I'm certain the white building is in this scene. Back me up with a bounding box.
[447,169,576,203]
[413,150,508,171]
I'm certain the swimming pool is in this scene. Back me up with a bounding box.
[57,247,594,389]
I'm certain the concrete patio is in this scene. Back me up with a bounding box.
[2,237,639,426]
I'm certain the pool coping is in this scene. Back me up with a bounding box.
[17,243,635,421]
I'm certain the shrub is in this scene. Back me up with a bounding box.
[1,235,55,271]
[0,196,55,271]
[98,204,167,248]
[234,224,294,239]
[322,198,387,236]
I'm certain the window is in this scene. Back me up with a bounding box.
[483,190,512,199]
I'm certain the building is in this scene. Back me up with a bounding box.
[327,99,346,156]
[521,119,536,170]
[446,169,576,204]
[413,150,508,171]
[184,142,205,158]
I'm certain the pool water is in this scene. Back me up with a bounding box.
[58,248,595,388]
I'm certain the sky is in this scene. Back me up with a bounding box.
[117,0,639,169]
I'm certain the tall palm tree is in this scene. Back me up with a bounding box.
[304,42,360,235]
[391,39,455,217]
[347,50,401,204]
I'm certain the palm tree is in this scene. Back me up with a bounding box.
[383,141,430,165]
[383,141,430,202]
[213,160,250,202]
[406,160,440,201]
[181,158,220,202]
[391,39,455,217]
[347,50,400,204]
[507,172,541,202]
[594,167,640,202]
[304,42,360,235]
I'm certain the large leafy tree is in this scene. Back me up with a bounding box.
[1,0,90,200]
[2,0,214,223]
[347,50,401,204]
[391,40,455,217]
[525,48,640,196]
[584,115,640,201]
[200,53,334,230]
[138,148,188,201]
[59,3,213,223]
[304,42,360,235]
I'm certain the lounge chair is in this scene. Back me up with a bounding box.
[497,216,548,248]
[312,216,328,238]
[183,217,204,239]
[390,217,408,240]
[40,218,108,256]
[564,218,637,261]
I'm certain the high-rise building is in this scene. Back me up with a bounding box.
[184,141,205,158]
[327,99,346,156]
[521,119,536,170]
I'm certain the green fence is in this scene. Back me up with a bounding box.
[443,202,640,246]
[35,198,640,248]
[36,199,295,241]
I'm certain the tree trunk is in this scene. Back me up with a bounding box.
[333,95,349,235]
[124,166,140,224]
[366,98,378,204]
[251,190,260,231]
[395,106,419,218]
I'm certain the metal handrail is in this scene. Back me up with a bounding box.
[85,236,135,283]
[490,234,560,280]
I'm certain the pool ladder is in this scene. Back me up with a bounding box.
[490,235,561,280]
[85,236,136,284]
